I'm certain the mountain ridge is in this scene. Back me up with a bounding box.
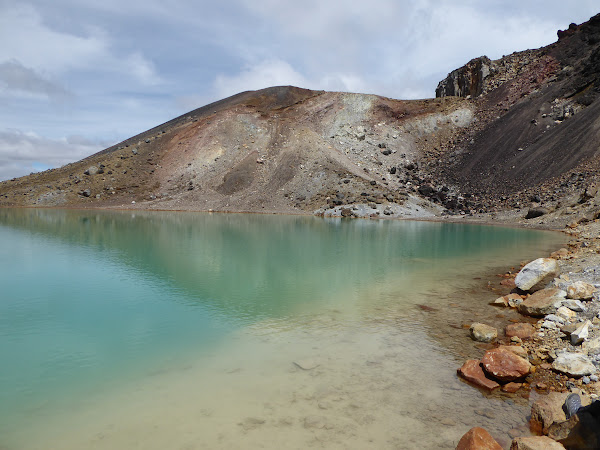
[2,13,600,224]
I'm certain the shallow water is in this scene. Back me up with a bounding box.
[0,209,564,449]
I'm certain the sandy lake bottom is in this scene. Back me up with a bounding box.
[0,209,565,449]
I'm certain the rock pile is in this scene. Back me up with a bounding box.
[456,248,600,449]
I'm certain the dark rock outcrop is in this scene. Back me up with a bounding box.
[436,56,495,98]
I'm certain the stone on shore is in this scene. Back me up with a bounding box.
[515,258,559,291]
[556,306,577,321]
[498,345,528,358]
[505,323,536,340]
[470,323,497,343]
[552,353,596,377]
[518,288,566,316]
[566,281,596,300]
[530,392,569,435]
[481,348,531,382]
[510,436,565,450]
[583,337,600,356]
[561,299,586,312]
[456,427,503,450]
[457,360,500,391]
[550,248,569,259]
[502,382,523,393]
[525,207,549,220]
[571,320,591,345]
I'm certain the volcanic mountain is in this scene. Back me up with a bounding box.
[1,13,600,220]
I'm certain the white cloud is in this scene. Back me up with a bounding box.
[0,3,161,86]
[0,129,108,181]
[213,59,309,99]
[0,59,72,100]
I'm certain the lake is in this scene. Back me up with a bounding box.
[0,208,564,449]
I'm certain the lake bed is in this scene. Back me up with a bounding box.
[0,209,564,449]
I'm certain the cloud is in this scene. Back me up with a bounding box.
[0,59,72,100]
[0,129,108,181]
[213,59,309,99]
[0,3,161,86]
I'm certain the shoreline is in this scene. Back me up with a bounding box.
[454,218,600,449]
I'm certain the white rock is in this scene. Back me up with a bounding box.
[544,314,565,324]
[515,258,559,291]
[583,337,600,356]
[571,320,591,345]
[562,299,586,312]
[508,297,524,308]
[556,306,577,321]
[567,281,596,300]
[552,353,596,377]
[469,323,498,343]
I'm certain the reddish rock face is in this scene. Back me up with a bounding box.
[458,360,500,391]
[505,323,536,340]
[456,427,503,450]
[481,348,531,382]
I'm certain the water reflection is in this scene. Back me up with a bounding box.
[0,208,559,322]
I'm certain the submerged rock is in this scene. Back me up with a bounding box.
[515,258,559,291]
[470,323,497,342]
[505,323,536,340]
[457,360,500,391]
[293,359,320,370]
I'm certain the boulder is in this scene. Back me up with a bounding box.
[470,323,498,343]
[515,258,559,291]
[456,427,503,450]
[505,323,536,340]
[518,288,566,316]
[552,353,596,377]
[84,165,99,176]
[525,207,549,219]
[481,348,531,382]
[566,281,596,300]
[510,436,565,449]
[457,360,500,391]
[530,392,569,435]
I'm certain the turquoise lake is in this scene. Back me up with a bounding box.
[0,208,564,449]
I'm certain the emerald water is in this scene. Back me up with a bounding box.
[0,208,563,449]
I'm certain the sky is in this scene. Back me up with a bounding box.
[0,1,598,181]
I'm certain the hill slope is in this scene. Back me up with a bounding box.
[1,13,600,221]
